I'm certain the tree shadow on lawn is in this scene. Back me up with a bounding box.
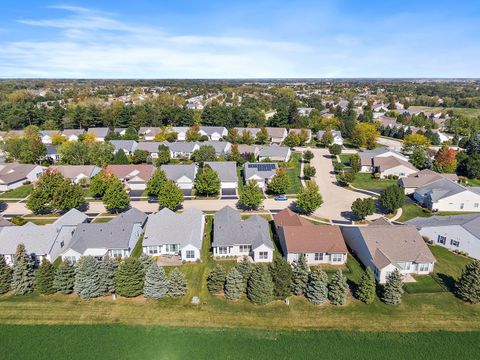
[434,273,457,292]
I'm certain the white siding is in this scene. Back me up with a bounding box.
[432,191,480,212]
[418,225,480,259]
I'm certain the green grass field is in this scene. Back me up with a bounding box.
[285,151,303,194]
[0,184,33,199]
[351,173,397,191]
[339,154,351,164]
[1,325,479,360]
[409,106,480,119]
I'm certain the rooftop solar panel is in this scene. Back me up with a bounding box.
[247,163,276,171]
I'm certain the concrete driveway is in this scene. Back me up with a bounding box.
[306,148,370,222]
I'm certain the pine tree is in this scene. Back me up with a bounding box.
[224,267,244,301]
[269,256,292,299]
[144,263,168,299]
[115,257,144,297]
[113,149,130,164]
[291,254,309,295]
[167,268,187,298]
[207,265,226,294]
[53,260,75,294]
[356,268,376,304]
[247,265,274,305]
[456,260,480,303]
[382,269,404,305]
[139,253,154,273]
[329,270,348,305]
[0,255,12,294]
[35,258,56,295]
[74,256,103,299]
[99,257,117,295]
[236,257,253,290]
[11,244,35,295]
[304,268,328,305]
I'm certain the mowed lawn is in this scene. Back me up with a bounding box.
[350,173,397,191]
[0,184,33,199]
[285,151,303,194]
[1,325,480,360]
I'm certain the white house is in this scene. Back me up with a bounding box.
[199,126,228,141]
[0,163,45,191]
[316,130,344,146]
[61,129,85,142]
[212,206,274,262]
[138,127,161,141]
[106,164,156,191]
[204,161,238,197]
[142,208,205,262]
[258,145,291,162]
[359,148,409,173]
[243,162,278,188]
[398,169,459,195]
[374,156,418,178]
[40,130,61,144]
[172,127,189,141]
[48,165,101,184]
[161,164,197,196]
[87,127,110,142]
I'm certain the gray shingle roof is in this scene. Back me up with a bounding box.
[137,142,162,153]
[196,141,231,155]
[415,178,468,202]
[212,206,273,250]
[243,162,278,181]
[163,141,198,153]
[109,140,138,153]
[258,145,290,159]
[200,126,227,136]
[161,164,197,182]
[407,214,480,239]
[204,161,237,182]
[143,208,204,249]
[0,163,42,185]
[87,127,110,138]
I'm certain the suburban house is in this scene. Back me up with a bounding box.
[199,126,228,141]
[114,128,128,136]
[106,164,155,191]
[0,163,45,191]
[110,140,138,155]
[171,127,189,141]
[243,162,278,188]
[165,142,200,159]
[289,128,312,143]
[373,156,418,178]
[266,127,288,144]
[87,127,110,142]
[45,145,60,163]
[61,129,85,141]
[198,141,232,157]
[316,130,344,145]
[258,145,292,162]
[398,169,459,195]
[297,107,314,116]
[142,208,205,261]
[376,115,398,129]
[136,141,164,159]
[274,208,348,265]
[161,164,197,196]
[139,127,161,141]
[407,214,480,259]
[49,165,101,184]
[212,206,274,262]
[413,178,480,212]
[342,223,436,283]
[358,148,409,173]
[433,130,453,143]
[0,209,88,265]
[40,130,61,144]
[61,208,147,263]
[204,161,238,197]
[234,127,261,138]
[237,144,260,159]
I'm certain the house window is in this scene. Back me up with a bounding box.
[110,249,124,258]
[437,235,446,245]
[165,244,179,253]
[147,246,159,255]
[218,246,228,255]
[418,263,429,272]
[239,245,251,253]
[331,254,343,263]
[314,253,324,261]
[460,203,465,209]
[60,241,64,248]
[186,250,195,259]
[259,251,268,260]
[475,203,479,208]
[450,239,460,247]
[64,256,76,264]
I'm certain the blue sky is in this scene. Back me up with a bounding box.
[0,0,479,78]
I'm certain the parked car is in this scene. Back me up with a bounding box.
[274,194,288,201]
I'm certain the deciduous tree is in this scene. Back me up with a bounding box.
[158,180,184,210]
[351,198,376,220]
[102,178,130,212]
[296,180,323,214]
[268,167,290,194]
[379,185,404,214]
[195,165,221,196]
[239,180,264,210]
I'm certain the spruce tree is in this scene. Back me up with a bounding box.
[144,263,168,299]
[11,244,35,295]
[115,257,144,297]
[305,268,329,305]
[35,258,56,295]
[247,265,274,305]
[99,257,117,295]
[329,270,348,305]
[456,260,480,303]
[356,268,376,304]
[236,257,253,290]
[0,255,12,294]
[139,253,154,273]
[382,269,404,305]
[207,265,226,294]
[167,268,188,298]
[224,267,244,301]
[53,260,75,294]
[269,256,292,299]
[74,256,103,299]
[291,254,309,295]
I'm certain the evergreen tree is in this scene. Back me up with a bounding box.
[74,256,103,299]
[146,168,167,197]
[167,268,188,297]
[350,153,361,173]
[139,253,154,273]
[356,268,376,304]
[456,260,480,303]
[268,167,290,194]
[236,257,253,289]
[158,180,184,211]
[239,180,263,210]
[296,181,323,214]
[329,270,348,305]
[0,255,12,294]
[53,260,75,294]
[112,149,130,164]
[207,265,226,294]
[382,269,404,305]
[11,244,35,295]
[115,257,144,297]
[269,256,292,299]
[291,254,309,295]
[103,178,130,212]
[247,265,274,305]
[305,268,329,305]
[144,263,168,299]
[35,258,56,295]
[99,257,117,295]
[224,267,244,301]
